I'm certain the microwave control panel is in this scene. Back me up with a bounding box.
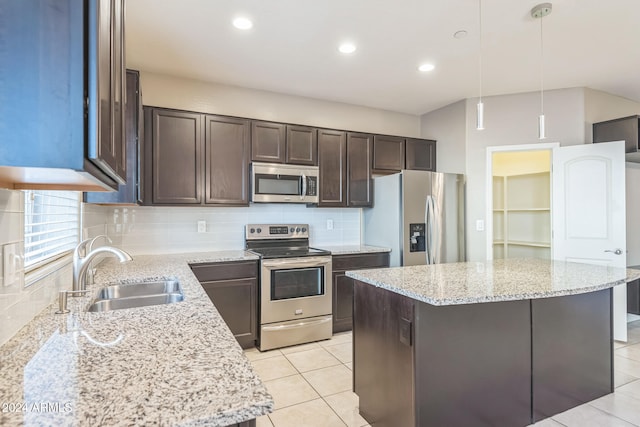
[306,176,317,196]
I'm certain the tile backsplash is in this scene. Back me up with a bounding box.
[97,204,362,255]
[0,197,362,345]
[0,189,71,346]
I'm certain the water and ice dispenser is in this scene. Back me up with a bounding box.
[409,223,425,252]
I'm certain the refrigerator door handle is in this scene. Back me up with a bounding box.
[426,195,434,264]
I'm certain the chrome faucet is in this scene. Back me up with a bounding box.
[72,240,132,292]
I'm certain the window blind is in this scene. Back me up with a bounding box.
[24,190,80,270]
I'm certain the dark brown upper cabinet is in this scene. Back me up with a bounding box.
[286,125,318,165]
[406,138,436,171]
[318,129,347,207]
[372,135,405,173]
[205,116,251,205]
[143,107,250,206]
[0,0,127,191]
[318,130,372,207]
[593,116,640,162]
[371,136,436,174]
[252,121,318,166]
[251,121,286,163]
[85,70,142,204]
[347,132,373,207]
[145,108,203,205]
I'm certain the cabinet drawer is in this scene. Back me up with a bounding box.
[190,261,258,282]
[332,252,390,271]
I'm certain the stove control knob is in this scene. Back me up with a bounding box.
[256,228,262,234]
[302,227,307,232]
[250,228,255,234]
[290,227,295,233]
[296,227,301,233]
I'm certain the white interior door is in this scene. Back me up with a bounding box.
[552,141,627,341]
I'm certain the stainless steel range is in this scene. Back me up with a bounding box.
[245,224,332,351]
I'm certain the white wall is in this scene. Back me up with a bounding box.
[420,88,587,261]
[420,100,466,174]
[140,71,421,137]
[584,88,640,266]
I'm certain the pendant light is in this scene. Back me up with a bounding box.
[476,0,484,130]
[531,3,552,140]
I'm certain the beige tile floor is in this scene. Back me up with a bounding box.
[246,321,640,427]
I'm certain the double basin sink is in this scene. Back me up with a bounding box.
[87,280,184,312]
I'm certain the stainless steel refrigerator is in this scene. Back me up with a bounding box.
[363,170,465,266]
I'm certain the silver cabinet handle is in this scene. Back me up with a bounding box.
[604,249,623,255]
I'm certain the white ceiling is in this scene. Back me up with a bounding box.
[126,0,640,116]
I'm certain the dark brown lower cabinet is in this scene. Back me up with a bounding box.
[628,278,640,314]
[353,282,613,427]
[332,252,389,333]
[190,261,258,349]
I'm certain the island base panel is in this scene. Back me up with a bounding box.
[415,300,531,427]
[532,289,613,422]
[354,281,415,427]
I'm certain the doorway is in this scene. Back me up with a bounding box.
[486,143,558,261]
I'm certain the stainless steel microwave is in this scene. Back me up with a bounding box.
[251,163,319,203]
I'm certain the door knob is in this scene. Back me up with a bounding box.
[604,249,623,255]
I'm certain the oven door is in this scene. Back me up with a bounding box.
[260,256,332,324]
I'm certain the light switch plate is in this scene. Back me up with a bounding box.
[475,219,485,232]
[197,220,206,233]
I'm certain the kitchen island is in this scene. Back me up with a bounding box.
[0,251,272,427]
[347,258,640,427]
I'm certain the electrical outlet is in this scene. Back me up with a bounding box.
[197,220,206,233]
[3,243,23,288]
[326,219,334,230]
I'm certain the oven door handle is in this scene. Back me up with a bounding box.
[262,317,332,332]
[262,257,331,269]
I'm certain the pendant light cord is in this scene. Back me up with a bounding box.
[540,13,544,115]
[478,0,483,103]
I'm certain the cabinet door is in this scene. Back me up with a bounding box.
[372,135,405,173]
[84,70,140,204]
[251,121,286,163]
[146,108,202,204]
[112,0,126,180]
[628,279,640,315]
[593,116,639,154]
[200,278,257,349]
[406,138,436,171]
[332,253,390,333]
[333,272,355,333]
[347,133,373,207]
[88,0,123,183]
[318,129,347,207]
[286,125,318,165]
[205,116,250,205]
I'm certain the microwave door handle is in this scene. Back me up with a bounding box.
[301,173,307,200]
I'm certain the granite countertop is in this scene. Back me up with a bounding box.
[0,250,272,427]
[317,244,391,255]
[346,258,640,306]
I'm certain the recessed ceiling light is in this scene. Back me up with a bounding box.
[338,42,357,54]
[454,30,468,39]
[233,17,253,30]
[418,63,435,72]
